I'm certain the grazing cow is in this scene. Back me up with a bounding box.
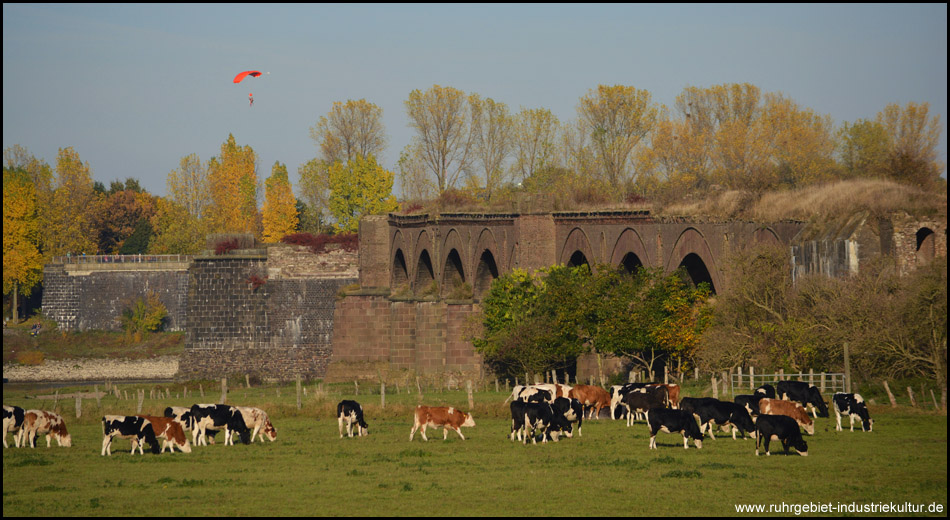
[777,381,829,418]
[22,410,72,448]
[520,401,572,444]
[3,405,26,448]
[189,404,251,446]
[692,399,757,440]
[647,408,703,450]
[651,383,681,409]
[236,406,277,442]
[551,396,584,437]
[337,400,368,438]
[832,393,873,433]
[755,384,776,399]
[409,405,475,441]
[164,406,217,444]
[622,386,669,426]
[568,384,611,419]
[101,415,159,455]
[609,383,653,419]
[755,414,808,456]
[734,394,766,416]
[758,398,815,435]
[679,396,719,416]
[136,415,192,453]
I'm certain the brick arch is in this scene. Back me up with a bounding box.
[753,226,781,245]
[473,229,501,300]
[391,230,410,289]
[666,227,721,293]
[609,227,653,270]
[916,227,935,265]
[560,227,595,267]
[413,230,435,295]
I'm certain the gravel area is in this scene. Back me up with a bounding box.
[2,356,179,382]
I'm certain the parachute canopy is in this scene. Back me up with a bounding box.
[233,70,263,83]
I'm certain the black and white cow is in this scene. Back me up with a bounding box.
[519,401,571,444]
[622,386,669,426]
[164,406,218,445]
[647,408,703,450]
[754,413,808,456]
[101,415,160,456]
[678,396,719,416]
[337,400,368,438]
[734,394,766,416]
[832,393,873,432]
[3,405,25,448]
[609,383,654,419]
[189,404,251,446]
[755,384,776,399]
[692,399,757,440]
[551,396,584,438]
[776,381,828,418]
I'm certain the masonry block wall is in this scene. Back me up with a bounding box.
[41,263,189,332]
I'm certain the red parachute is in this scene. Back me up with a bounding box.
[233,70,262,83]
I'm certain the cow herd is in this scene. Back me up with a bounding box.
[3,379,873,458]
[3,403,276,456]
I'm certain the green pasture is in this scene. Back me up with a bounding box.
[3,381,947,516]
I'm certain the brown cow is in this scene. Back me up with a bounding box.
[136,415,192,453]
[22,410,72,448]
[568,384,611,419]
[758,398,815,435]
[409,406,475,441]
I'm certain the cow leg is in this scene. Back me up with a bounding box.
[102,435,112,456]
[420,424,428,442]
[849,414,856,432]
[683,433,689,449]
[454,427,465,441]
[835,410,843,431]
[649,433,656,450]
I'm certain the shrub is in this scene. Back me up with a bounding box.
[119,291,168,340]
[16,350,45,366]
[280,232,358,254]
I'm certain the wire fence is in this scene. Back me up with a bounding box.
[730,372,846,398]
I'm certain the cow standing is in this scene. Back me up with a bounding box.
[136,415,192,453]
[691,399,757,440]
[236,406,277,442]
[832,393,873,432]
[337,400,368,438]
[102,415,159,455]
[22,410,72,448]
[647,408,704,450]
[165,405,217,445]
[410,406,475,441]
[3,405,26,448]
[758,398,815,435]
[755,414,809,456]
[623,386,669,426]
[777,381,828,418]
[189,404,251,446]
[568,384,611,419]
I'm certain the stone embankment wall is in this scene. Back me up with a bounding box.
[3,356,179,382]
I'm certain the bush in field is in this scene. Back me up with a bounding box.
[119,291,168,341]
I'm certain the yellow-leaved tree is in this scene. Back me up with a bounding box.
[207,134,259,236]
[261,161,298,242]
[328,155,398,233]
[45,147,98,256]
[3,166,43,322]
[404,85,473,195]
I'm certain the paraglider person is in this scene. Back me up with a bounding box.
[249,93,254,107]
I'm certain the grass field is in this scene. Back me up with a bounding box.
[2,381,947,517]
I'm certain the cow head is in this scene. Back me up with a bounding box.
[461,412,475,428]
[262,420,278,441]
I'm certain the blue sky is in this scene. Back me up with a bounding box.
[3,4,947,198]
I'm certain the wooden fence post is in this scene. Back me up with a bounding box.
[930,389,939,410]
[220,377,227,404]
[199,384,204,398]
[749,366,755,390]
[381,382,386,409]
[843,342,852,393]
[75,397,82,418]
[467,380,474,410]
[137,389,144,414]
[906,387,917,407]
[296,375,302,410]
[246,374,251,389]
[820,372,826,394]
[712,376,719,400]
[808,368,814,386]
[883,380,898,407]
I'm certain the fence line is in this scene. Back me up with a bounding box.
[730,372,846,398]
[52,254,193,265]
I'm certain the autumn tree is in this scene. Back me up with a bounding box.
[207,134,259,236]
[91,187,157,254]
[466,94,513,200]
[327,155,398,233]
[148,198,208,254]
[576,85,659,192]
[403,85,474,195]
[297,158,333,234]
[167,153,212,219]
[511,107,560,183]
[396,144,439,202]
[3,167,43,322]
[310,99,387,164]
[876,101,944,187]
[45,147,98,256]
[261,161,298,242]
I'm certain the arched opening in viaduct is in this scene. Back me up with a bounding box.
[474,250,499,301]
[678,253,715,294]
[392,248,409,289]
[567,251,589,268]
[441,249,466,298]
[620,252,643,273]
[916,227,935,264]
[414,249,435,296]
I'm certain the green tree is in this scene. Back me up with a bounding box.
[327,155,398,233]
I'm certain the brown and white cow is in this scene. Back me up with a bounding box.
[136,415,192,453]
[649,383,681,409]
[568,384,611,419]
[409,405,475,441]
[758,398,815,436]
[22,410,72,448]
[235,406,277,443]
